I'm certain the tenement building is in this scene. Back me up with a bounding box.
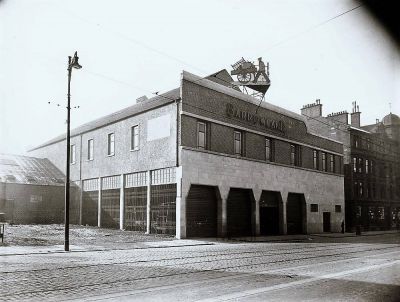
[301,101,400,231]
[29,70,345,238]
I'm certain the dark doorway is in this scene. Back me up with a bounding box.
[259,191,280,235]
[323,212,331,232]
[286,193,305,235]
[227,188,253,237]
[186,185,218,238]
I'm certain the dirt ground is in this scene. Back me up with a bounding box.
[0,224,174,247]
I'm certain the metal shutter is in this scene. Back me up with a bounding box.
[186,185,218,238]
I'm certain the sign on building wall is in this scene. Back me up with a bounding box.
[147,114,171,141]
[30,195,42,203]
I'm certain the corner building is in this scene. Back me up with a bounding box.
[29,70,345,238]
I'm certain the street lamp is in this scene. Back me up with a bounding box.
[65,51,82,252]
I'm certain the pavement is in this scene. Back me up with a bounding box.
[234,230,400,242]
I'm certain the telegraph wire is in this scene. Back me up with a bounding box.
[261,4,363,53]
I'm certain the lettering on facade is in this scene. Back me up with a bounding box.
[226,103,285,133]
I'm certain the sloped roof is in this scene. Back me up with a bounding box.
[0,153,65,186]
[30,88,180,151]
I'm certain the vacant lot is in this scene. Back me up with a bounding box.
[0,224,174,248]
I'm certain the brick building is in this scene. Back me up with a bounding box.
[301,101,400,231]
[29,70,345,238]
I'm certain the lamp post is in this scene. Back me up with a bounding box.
[65,51,82,252]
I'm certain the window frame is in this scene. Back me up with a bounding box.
[234,130,242,156]
[322,152,327,172]
[131,125,140,151]
[70,144,76,164]
[107,132,115,156]
[310,204,319,212]
[265,137,274,162]
[335,205,342,213]
[197,121,207,150]
[313,150,319,170]
[87,139,94,161]
[329,154,334,172]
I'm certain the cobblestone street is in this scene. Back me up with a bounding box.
[1,232,399,301]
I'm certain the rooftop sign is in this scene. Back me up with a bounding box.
[226,103,285,134]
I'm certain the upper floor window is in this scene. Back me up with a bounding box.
[131,125,139,151]
[234,131,242,155]
[265,138,274,161]
[290,144,301,166]
[354,136,359,148]
[107,133,115,156]
[322,152,327,171]
[87,139,94,160]
[197,122,207,150]
[70,144,76,164]
[358,158,363,173]
[365,159,369,174]
[353,157,357,173]
[313,150,318,169]
[329,154,334,172]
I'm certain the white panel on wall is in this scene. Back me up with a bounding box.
[125,172,148,188]
[151,167,176,185]
[102,175,121,190]
[83,178,99,192]
[147,114,171,141]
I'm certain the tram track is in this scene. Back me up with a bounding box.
[1,244,400,299]
[0,242,394,274]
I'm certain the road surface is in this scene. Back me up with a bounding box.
[1,233,399,301]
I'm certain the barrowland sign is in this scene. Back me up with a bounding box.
[225,103,286,134]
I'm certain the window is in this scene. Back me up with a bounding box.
[365,159,369,174]
[335,205,342,213]
[87,139,94,160]
[70,144,76,164]
[353,157,357,173]
[359,181,363,197]
[313,150,318,169]
[322,152,327,171]
[354,181,358,197]
[107,133,115,156]
[197,122,206,150]
[290,144,301,166]
[234,131,242,155]
[131,125,139,151]
[358,158,363,173]
[265,138,274,161]
[310,204,318,212]
[329,154,334,172]
[354,136,359,148]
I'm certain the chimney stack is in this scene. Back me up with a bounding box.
[326,111,348,125]
[301,99,322,118]
[136,95,148,103]
[350,101,361,128]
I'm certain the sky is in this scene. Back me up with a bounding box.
[0,0,399,155]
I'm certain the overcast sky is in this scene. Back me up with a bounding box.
[1,0,399,155]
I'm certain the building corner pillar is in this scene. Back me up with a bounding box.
[280,190,289,235]
[146,171,151,234]
[98,177,102,228]
[218,186,230,238]
[119,174,125,230]
[252,187,262,237]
